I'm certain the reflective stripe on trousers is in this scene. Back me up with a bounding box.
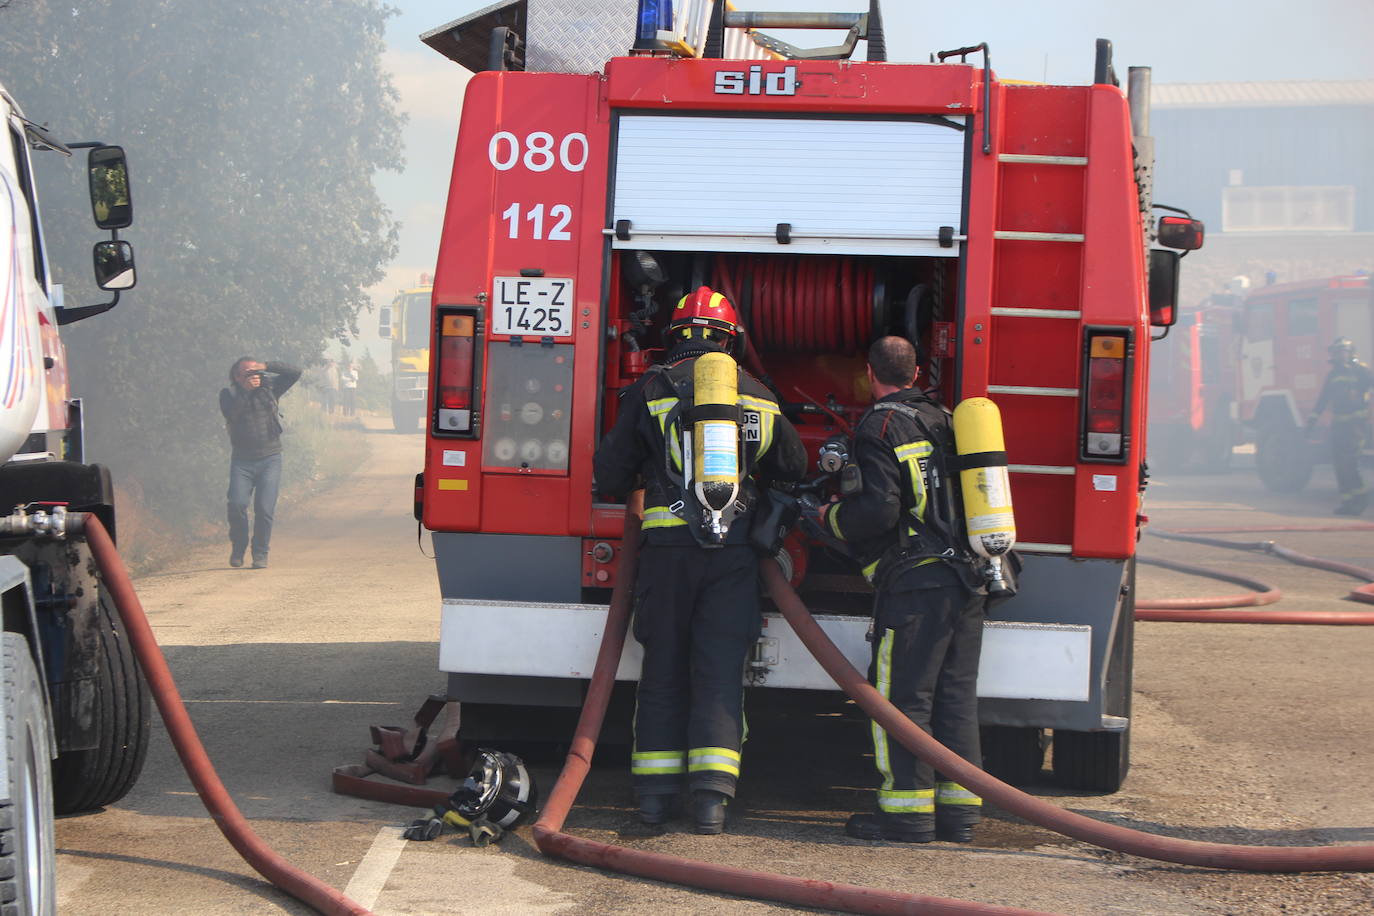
[688,746,741,777]
[631,750,686,776]
[936,780,982,808]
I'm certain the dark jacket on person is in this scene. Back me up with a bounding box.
[219,362,301,460]
[1314,359,1373,423]
[821,387,971,590]
[593,343,806,547]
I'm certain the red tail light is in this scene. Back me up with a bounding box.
[1081,331,1131,462]
[439,317,473,410]
[435,311,480,435]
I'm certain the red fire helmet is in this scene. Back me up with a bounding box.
[669,286,742,339]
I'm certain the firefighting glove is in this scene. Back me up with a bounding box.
[795,493,830,541]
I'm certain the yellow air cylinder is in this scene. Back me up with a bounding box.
[692,352,741,534]
[952,397,1016,560]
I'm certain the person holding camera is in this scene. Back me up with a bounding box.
[220,357,301,569]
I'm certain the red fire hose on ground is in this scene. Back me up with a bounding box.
[322,510,1374,913]
[1137,523,1374,622]
[524,510,1374,916]
[531,515,1051,916]
[77,489,1374,913]
[83,516,377,916]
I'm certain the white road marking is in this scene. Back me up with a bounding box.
[343,827,408,910]
[386,841,577,915]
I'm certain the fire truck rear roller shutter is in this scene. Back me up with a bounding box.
[610,115,967,257]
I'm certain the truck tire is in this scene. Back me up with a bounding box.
[1,633,57,916]
[979,725,1045,786]
[1051,727,1130,794]
[1256,423,1314,493]
[50,590,149,815]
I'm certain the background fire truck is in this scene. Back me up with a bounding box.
[1234,274,1372,492]
[1,80,147,912]
[1149,274,1372,491]
[414,1,1201,794]
[378,274,434,432]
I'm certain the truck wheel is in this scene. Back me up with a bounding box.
[979,725,1044,786]
[1,633,57,916]
[1051,726,1130,793]
[50,590,150,815]
[1255,424,1314,493]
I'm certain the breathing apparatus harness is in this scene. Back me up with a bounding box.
[640,350,759,547]
[868,398,989,585]
[630,284,765,546]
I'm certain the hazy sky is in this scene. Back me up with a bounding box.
[364,0,1374,348]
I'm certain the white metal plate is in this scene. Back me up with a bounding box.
[612,115,967,256]
[977,621,1092,701]
[491,277,574,338]
[439,601,1091,701]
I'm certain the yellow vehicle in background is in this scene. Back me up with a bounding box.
[379,275,433,432]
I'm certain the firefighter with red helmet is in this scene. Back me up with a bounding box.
[1309,337,1373,516]
[593,286,805,833]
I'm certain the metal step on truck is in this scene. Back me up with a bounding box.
[2,80,147,914]
[412,0,1203,794]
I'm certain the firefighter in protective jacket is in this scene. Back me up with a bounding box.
[593,287,806,834]
[1309,337,1372,516]
[815,336,987,844]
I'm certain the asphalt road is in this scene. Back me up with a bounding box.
[54,419,1374,915]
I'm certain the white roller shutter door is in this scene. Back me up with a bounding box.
[611,115,967,256]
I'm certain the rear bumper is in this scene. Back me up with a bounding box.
[432,532,1131,732]
[439,599,1091,700]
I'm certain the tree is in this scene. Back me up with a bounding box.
[0,0,403,530]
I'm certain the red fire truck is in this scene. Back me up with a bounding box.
[1232,275,1373,492]
[414,1,1201,793]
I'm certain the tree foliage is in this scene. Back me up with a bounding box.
[0,0,403,528]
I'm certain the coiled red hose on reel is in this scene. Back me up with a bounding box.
[711,255,875,353]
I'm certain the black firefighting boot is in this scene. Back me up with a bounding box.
[844,812,935,843]
[691,790,728,835]
[637,792,679,826]
[935,820,976,843]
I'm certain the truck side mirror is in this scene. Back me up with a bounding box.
[93,240,136,290]
[378,306,393,338]
[1157,215,1204,251]
[88,146,132,230]
[1148,248,1180,327]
